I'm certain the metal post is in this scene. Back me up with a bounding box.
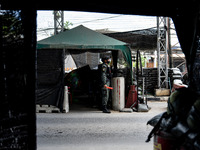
[157,17,169,88]
[54,11,64,35]
[167,18,173,68]
[157,17,161,88]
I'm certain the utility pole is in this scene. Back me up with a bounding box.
[167,18,173,68]
[157,17,169,89]
[54,11,64,35]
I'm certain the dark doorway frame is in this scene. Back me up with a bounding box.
[0,1,200,149]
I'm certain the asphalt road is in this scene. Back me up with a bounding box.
[37,101,167,150]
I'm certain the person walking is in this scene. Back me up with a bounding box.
[101,56,112,113]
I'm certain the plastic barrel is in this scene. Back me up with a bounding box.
[63,86,69,113]
[112,77,125,111]
[154,131,178,150]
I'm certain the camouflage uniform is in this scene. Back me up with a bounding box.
[101,62,111,113]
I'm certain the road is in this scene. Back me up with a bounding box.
[37,101,167,150]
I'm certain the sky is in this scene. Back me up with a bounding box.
[37,11,157,40]
[37,10,180,49]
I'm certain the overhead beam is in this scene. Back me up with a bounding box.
[0,1,196,17]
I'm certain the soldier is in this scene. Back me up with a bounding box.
[101,56,112,113]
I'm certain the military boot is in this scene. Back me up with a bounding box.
[102,105,111,113]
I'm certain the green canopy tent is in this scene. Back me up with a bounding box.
[37,25,132,109]
[37,25,132,68]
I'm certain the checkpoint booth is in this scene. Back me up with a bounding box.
[36,25,132,112]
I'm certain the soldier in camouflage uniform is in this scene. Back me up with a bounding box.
[101,56,112,113]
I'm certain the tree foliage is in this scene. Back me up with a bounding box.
[64,21,73,30]
[1,10,23,43]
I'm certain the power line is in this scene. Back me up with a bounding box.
[73,15,122,25]
[37,14,123,32]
